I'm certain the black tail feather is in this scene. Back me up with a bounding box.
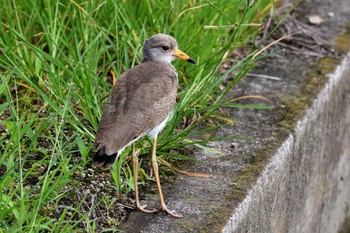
[92,146,118,170]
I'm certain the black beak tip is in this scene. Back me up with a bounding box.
[187,58,196,64]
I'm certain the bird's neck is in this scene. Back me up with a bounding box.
[142,59,175,69]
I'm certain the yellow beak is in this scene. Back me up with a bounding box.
[174,49,195,64]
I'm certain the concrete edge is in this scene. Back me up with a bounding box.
[222,51,350,232]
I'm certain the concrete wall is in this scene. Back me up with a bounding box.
[223,54,350,233]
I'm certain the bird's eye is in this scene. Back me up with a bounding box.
[161,45,170,51]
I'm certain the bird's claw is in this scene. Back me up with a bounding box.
[136,205,158,213]
[157,206,183,218]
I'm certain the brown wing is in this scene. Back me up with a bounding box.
[94,61,178,156]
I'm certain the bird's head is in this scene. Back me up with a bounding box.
[142,34,195,64]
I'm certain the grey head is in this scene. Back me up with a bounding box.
[142,34,195,64]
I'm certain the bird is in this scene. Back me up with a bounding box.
[92,34,195,217]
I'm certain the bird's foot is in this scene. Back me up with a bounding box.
[136,204,158,213]
[157,206,183,218]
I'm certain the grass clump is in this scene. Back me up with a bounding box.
[0,0,275,231]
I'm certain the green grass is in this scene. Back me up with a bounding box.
[0,0,276,232]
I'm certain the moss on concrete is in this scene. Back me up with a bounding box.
[335,24,350,53]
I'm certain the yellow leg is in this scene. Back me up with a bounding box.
[151,137,182,218]
[131,143,157,213]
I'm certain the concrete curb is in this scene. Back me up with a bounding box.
[223,52,350,233]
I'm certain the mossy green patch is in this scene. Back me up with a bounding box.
[335,23,350,54]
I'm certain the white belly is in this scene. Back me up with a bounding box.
[147,114,171,139]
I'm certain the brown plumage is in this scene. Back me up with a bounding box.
[93,61,177,168]
[92,34,195,217]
